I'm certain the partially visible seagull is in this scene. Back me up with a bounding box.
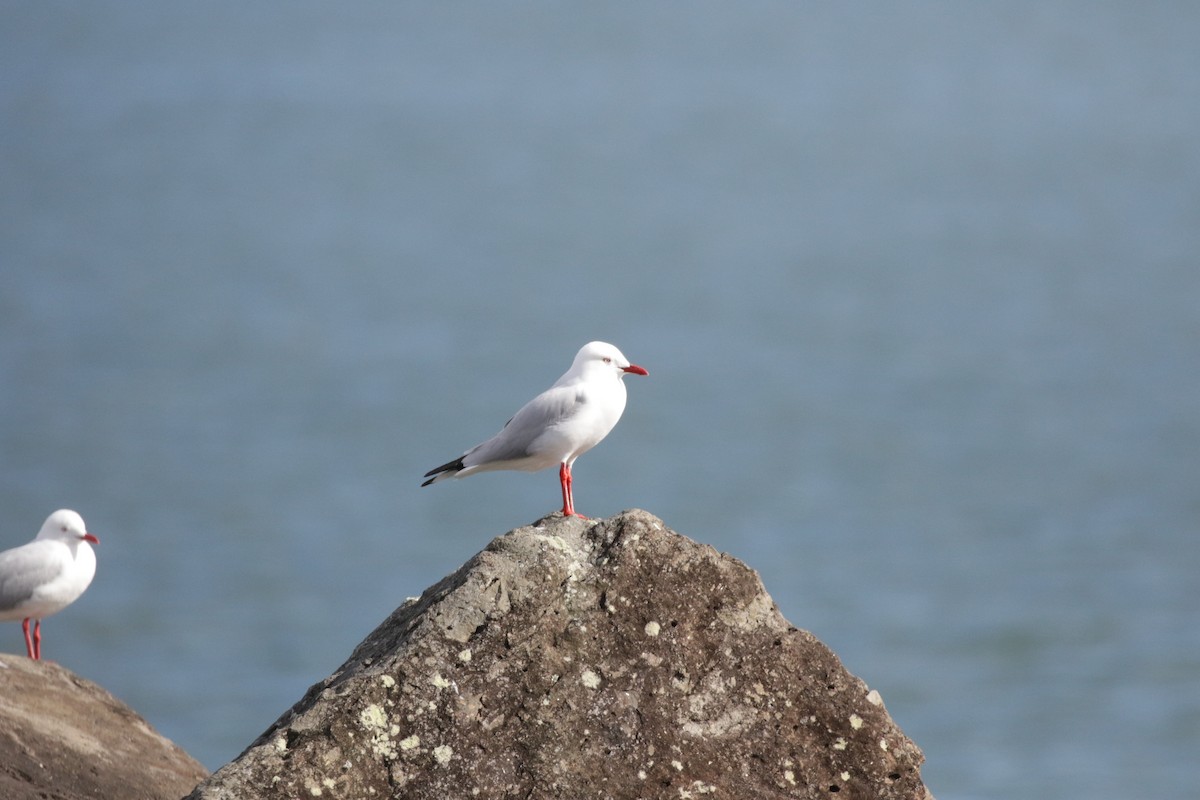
[423,341,649,517]
[0,509,99,660]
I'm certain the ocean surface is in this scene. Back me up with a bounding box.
[2,4,1197,798]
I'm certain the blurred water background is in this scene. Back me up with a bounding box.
[2,3,1197,798]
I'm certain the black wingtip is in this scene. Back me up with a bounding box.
[422,456,465,486]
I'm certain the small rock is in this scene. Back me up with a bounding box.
[0,657,208,800]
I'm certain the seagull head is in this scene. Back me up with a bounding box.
[38,509,100,545]
[574,341,649,379]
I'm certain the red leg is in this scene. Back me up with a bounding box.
[33,620,42,661]
[22,618,35,659]
[558,462,587,518]
[559,462,573,515]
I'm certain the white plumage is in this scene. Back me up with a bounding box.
[423,341,648,517]
[0,509,99,660]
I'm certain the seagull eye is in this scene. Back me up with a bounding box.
[602,357,611,363]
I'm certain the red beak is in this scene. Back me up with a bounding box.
[83,533,100,544]
[623,364,649,376]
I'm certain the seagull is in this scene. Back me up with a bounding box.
[0,509,99,660]
[423,341,648,517]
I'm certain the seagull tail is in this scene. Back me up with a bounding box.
[422,456,466,486]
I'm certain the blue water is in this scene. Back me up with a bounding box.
[2,4,1197,798]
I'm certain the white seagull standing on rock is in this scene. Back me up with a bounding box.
[0,509,99,661]
[423,341,649,518]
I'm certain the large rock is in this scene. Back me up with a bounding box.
[0,655,208,800]
[189,510,931,800]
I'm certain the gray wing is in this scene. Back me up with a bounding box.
[0,541,64,613]
[465,384,584,466]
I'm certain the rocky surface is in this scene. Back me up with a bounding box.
[188,509,931,800]
[0,655,208,800]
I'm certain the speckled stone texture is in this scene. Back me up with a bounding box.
[0,656,209,800]
[187,509,931,800]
